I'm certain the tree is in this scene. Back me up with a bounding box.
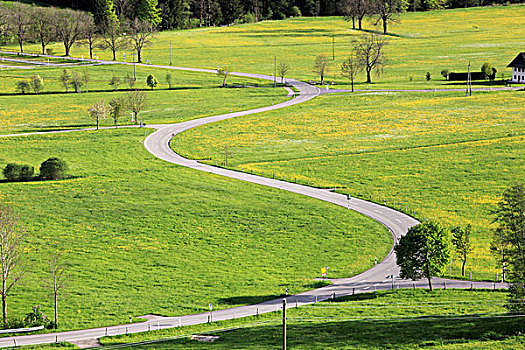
[88,100,109,130]
[138,0,162,27]
[340,0,370,30]
[128,18,156,64]
[70,72,83,93]
[370,0,408,34]
[31,6,56,55]
[54,9,89,56]
[82,70,91,93]
[451,224,472,277]
[146,74,158,90]
[125,74,136,90]
[109,76,121,91]
[355,34,388,84]
[395,221,451,291]
[493,183,525,313]
[60,70,71,93]
[100,17,128,61]
[126,90,147,124]
[165,72,172,89]
[16,81,31,95]
[40,158,68,180]
[217,66,230,87]
[46,251,68,329]
[109,97,124,127]
[440,69,449,80]
[78,14,97,60]
[313,55,330,85]
[30,75,44,95]
[341,53,359,92]
[481,63,493,81]
[0,204,27,326]
[92,0,119,27]
[425,71,431,81]
[278,62,290,84]
[10,2,31,53]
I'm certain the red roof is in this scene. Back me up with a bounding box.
[508,53,525,68]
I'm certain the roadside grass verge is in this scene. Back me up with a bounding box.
[171,90,525,280]
[0,129,390,330]
[97,289,525,349]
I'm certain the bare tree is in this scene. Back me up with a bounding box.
[88,99,109,130]
[31,6,56,55]
[78,14,97,60]
[10,2,31,53]
[54,9,89,56]
[126,90,147,124]
[100,17,128,61]
[340,0,370,30]
[313,55,330,85]
[128,18,156,64]
[341,53,360,92]
[370,0,408,34]
[355,34,388,84]
[46,251,68,329]
[278,62,290,84]
[0,204,27,326]
[82,69,91,93]
[217,66,230,87]
[109,97,124,128]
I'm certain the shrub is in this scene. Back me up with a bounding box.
[426,72,431,81]
[291,6,301,17]
[40,158,67,180]
[146,74,158,90]
[3,163,34,181]
[441,69,449,80]
[16,81,31,94]
[242,12,256,23]
[24,305,50,328]
[30,75,44,94]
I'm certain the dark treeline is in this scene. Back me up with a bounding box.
[17,0,524,31]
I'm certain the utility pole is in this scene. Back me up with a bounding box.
[282,299,287,350]
[332,36,335,60]
[223,145,229,167]
[274,56,277,88]
[466,62,472,97]
[170,41,172,66]
[133,53,136,81]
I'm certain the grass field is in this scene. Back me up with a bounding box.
[172,90,525,279]
[97,289,525,349]
[4,5,525,89]
[0,130,390,330]
[0,64,287,134]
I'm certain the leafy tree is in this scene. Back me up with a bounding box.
[451,224,472,276]
[493,183,525,313]
[441,69,449,80]
[146,75,158,90]
[491,226,509,282]
[355,34,388,84]
[341,53,359,92]
[30,75,44,94]
[92,0,118,26]
[370,0,408,34]
[395,221,451,291]
[109,97,124,127]
[40,158,68,180]
[165,72,173,89]
[426,71,431,81]
[278,62,290,83]
[3,164,22,181]
[138,0,162,27]
[60,70,71,93]
[0,204,27,326]
[70,72,83,93]
[88,100,109,130]
[82,70,91,93]
[16,81,31,95]
[217,66,230,87]
[313,55,330,84]
[481,63,496,81]
[160,0,192,29]
[126,90,147,124]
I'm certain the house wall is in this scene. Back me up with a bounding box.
[511,67,525,82]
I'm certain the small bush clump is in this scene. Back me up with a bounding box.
[39,158,68,180]
[3,163,34,181]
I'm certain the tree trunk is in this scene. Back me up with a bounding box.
[19,41,24,54]
[366,68,371,84]
[383,16,388,34]
[41,41,46,55]
[2,289,6,326]
[352,17,355,29]
[54,291,58,329]
[137,49,142,63]
[320,73,324,85]
[358,17,362,30]
[462,258,466,276]
[112,49,116,61]
[65,45,70,57]
[96,117,99,130]
[427,276,433,291]
[351,78,354,92]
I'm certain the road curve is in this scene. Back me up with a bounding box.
[0,66,507,348]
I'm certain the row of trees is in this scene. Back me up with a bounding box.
[394,183,524,313]
[0,2,156,63]
[89,90,148,129]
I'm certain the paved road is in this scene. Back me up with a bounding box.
[0,61,508,348]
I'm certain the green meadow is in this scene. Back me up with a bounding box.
[0,130,390,330]
[0,64,287,134]
[99,289,525,349]
[173,89,525,279]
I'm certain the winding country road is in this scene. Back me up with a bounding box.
[0,61,508,348]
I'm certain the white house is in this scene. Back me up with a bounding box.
[508,52,525,83]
